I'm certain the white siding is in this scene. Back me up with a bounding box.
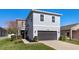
[33,12,60,40]
[33,13,60,27]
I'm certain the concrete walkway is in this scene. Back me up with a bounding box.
[39,40,79,50]
[22,39,29,44]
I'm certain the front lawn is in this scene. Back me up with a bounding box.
[60,39,79,45]
[0,39,55,50]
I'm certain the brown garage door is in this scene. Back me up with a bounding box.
[38,31,57,40]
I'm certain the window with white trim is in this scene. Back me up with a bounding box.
[40,15,44,21]
[52,16,55,22]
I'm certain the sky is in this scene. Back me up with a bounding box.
[46,9,79,26]
[0,9,79,28]
[0,9,31,28]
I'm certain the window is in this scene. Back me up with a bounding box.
[40,15,44,21]
[52,16,55,22]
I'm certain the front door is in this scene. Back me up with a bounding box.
[20,30,25,39]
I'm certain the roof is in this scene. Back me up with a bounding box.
[31,9,62,16]
[16,18,25,21]
[61,23,79,30]
[0,27,7,31]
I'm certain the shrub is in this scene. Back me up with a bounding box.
[14,35,23,44]
[14,39,23,44]
[32,36,38,42]
[11,35,16,41]
[59,35,63,40]
[59,35,68,41]
[16,35,22,40]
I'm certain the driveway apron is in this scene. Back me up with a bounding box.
[39,40,79,50]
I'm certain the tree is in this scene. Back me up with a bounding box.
[7,21,18,34]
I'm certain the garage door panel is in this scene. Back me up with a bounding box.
[38,31,57,40]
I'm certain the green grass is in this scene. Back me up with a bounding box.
[60,39,79,45]
[0,39,55,50]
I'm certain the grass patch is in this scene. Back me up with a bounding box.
[0,38,55,50]
[60,39,79,45]
[59,35,79,45]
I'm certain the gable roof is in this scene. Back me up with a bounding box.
[32,9,62,16]
[61,23,79,30]
[0,27,7,31]
[26,9,62,20]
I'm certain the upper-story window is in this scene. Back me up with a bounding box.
[52,16,55,22]
[40,15,44,21]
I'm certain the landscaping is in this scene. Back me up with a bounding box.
[59,35,79,45]
[0,38,55,50]
[60,39,79,45]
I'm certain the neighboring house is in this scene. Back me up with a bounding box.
[16,19,26,38]
[26,10,62,41]
[61,23,79,40]
[0,27,8,37]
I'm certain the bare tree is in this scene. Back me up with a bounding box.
[7,21,18,34]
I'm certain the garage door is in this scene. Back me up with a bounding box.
[38,31,57,40]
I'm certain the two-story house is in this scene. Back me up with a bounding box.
[26,10,62,41]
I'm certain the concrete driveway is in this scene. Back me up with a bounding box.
[39,40,79,50]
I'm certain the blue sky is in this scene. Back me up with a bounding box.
[0,9,79,27]
[0,9,31,28]
[47,9,79,26]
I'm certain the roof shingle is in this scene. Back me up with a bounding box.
[61,23,79,30]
